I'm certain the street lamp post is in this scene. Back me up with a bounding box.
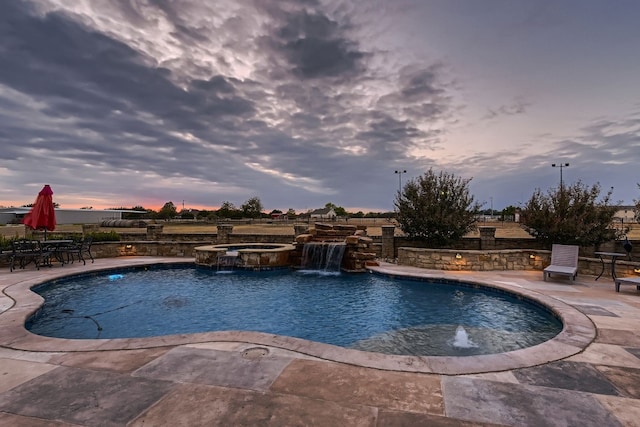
[394,170,406,193]
[551,163,569,190]
[490,196,493,219]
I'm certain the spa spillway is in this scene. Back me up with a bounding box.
[194,243,296,270]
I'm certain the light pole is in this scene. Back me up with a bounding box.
[490,196,493,219]
[394,170,406,193]
[551,163,569,190]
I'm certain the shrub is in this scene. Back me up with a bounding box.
[87,231,121,242]
[395,169,481,246]
[521,181,617,247]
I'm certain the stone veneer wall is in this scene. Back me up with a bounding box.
[9,223,637,277]
[397,247,640,277]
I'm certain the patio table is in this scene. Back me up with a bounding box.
[594,252,626,281]
[41,240,73,265]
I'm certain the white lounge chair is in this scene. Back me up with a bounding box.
[614,277,640,293]
[543,244,579,282]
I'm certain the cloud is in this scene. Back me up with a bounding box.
[483,98,530,120]
[1,1,637,211]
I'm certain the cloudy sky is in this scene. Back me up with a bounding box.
[1,0,639,213]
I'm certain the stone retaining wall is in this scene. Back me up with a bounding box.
[397,247,640,278]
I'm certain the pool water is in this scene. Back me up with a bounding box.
[26,266,562,356]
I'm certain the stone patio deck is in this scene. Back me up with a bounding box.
[1,257,639,426]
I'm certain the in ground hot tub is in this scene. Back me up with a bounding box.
[194,243,296,270]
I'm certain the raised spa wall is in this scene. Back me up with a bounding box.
[192,223,378,271]
[194,243,296,270]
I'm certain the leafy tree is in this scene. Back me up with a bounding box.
[241,196,264,218]
[23,202,60,208]
[324,202,347,217]
[395,169,480,246]
[158,201,177,220]
[334,206,348,217]
[286,208,297,219]
[501,205,517,221]
[521,181,617,247]
[179,209,195,219]
[217,201,242,219]
[196,209,216,220]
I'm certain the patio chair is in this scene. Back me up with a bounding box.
[9,239,52,272]
[543,244,579,282]
[65,236,94,265]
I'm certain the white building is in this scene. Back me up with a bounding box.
[613,205,637,223]
[309,207,337,220]
[0,207,137,225]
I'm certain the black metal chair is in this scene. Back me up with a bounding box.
[9,239,52,272]
[65,236,94,265]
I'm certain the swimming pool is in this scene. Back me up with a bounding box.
[26,265,563,356]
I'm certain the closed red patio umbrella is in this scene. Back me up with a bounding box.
[22,184,57,240]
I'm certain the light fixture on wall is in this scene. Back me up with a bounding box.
[529,254,536,259]
[125,244,133,249]
[634,268,640,274]
[455,253,462,259]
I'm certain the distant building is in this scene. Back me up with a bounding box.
[0,207,141,225]
[309,207,336,220]
[613,205,637,223]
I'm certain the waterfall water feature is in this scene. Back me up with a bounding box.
[301,242,346,272]
[452,325,477,348]
[217,251,240,272]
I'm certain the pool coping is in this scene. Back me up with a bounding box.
[0,257,596,375]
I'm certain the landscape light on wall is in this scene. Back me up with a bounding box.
[125,244,133,249]
[529,254,536,259]
[455,253,462,259]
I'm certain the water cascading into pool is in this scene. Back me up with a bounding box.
[217,251,240,272]
[452,325,477,348]
[301,242,346,272]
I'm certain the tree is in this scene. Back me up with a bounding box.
[286,208,297,219]
[521,181,617,247]
[241,196,264,218]
[158,201,177,220]
[324,202,347,217]
[217,201,241,219]
[501,205,518,221]
[196,209,216,220]
[395,169,481,246]
[179,209,195,219]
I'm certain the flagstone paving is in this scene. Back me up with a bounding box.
[1,257,639,426]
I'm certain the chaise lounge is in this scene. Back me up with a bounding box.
[543,244,579,282]
[613,276,640,293]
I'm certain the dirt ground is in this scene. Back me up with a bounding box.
[3,220,639,240]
